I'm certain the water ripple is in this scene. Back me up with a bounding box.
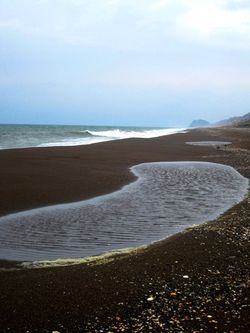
[0,162,248,262]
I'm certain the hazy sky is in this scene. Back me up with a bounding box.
[0,0,250,127]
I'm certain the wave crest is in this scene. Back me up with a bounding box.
[69,130,95,137]
[86,128,186,140]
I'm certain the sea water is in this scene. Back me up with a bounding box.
[0,162,248,262]
[0,124,185,149]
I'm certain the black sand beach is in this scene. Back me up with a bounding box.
[0,127,249,332]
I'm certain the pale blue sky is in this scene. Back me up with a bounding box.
[0,0,250,127]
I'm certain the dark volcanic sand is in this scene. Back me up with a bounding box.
[0,127,249,332]
[0,128,237,217]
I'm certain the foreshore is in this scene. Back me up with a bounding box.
[0,127,249,332]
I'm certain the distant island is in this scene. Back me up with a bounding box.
[189,119,210,128]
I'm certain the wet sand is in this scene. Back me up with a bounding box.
[0,128,236,217]
[0,127,249,332]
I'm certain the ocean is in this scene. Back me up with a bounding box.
[0,124,185,150]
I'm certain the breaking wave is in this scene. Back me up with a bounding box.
[0,124,186,150]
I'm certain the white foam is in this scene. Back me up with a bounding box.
[37,128,186,148]
[87,128,186,140]
[0,126,186,150]
[37,136,111,147]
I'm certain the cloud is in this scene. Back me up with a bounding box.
[1,0,250,50]
[178,1,250,48]
[0,18,20,29]
[100,63,250,91]
[0,0,250,92]
[148,0,173,11]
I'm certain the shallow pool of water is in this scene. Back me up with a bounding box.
[186,141,232,146]
[0,162,248,262]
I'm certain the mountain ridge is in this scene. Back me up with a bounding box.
[189,112,250,128]
[216,112,250,127]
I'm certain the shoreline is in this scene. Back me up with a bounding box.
[0,125,186,151]
[0,127,249,332]
[0,127,231,217]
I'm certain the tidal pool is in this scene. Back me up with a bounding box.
[186,141,232,146]
[0,162,248,262]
